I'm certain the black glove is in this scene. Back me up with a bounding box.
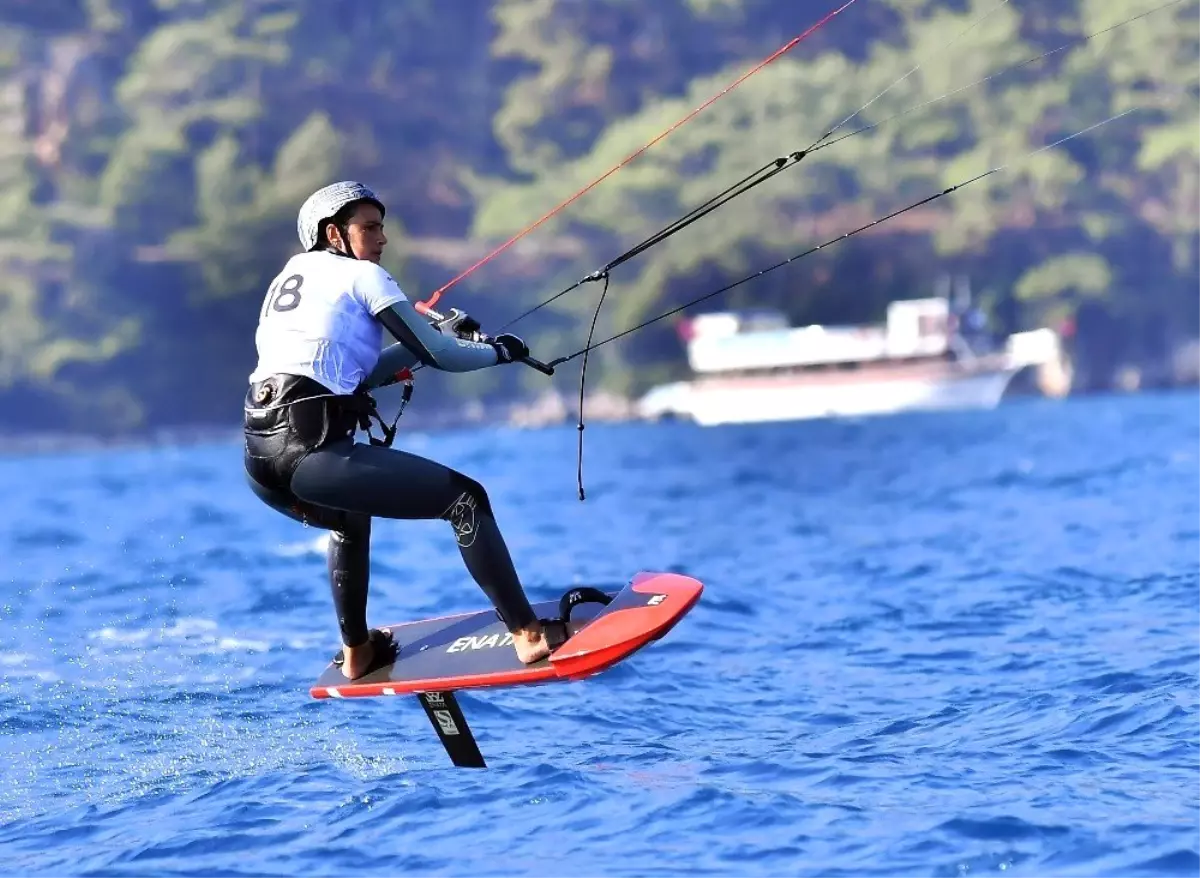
[491,333,529,363]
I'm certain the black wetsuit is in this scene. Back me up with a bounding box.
[243,297,537,648]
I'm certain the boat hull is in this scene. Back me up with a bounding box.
[638,362,1021,426]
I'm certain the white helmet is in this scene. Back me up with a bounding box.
[296,181,386,253]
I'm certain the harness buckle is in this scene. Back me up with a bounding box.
[251,381,275,405]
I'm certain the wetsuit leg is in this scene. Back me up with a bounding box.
[327,515,371,646]
[244,472,374,647]
[288,438,537,633]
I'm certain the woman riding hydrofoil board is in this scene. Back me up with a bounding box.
[242,181,551,680]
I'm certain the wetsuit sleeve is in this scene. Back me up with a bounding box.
[364,341,420,389]
[375,300,501,372]
[354,262,499,373]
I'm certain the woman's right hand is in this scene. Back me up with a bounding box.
[491,333,530,363]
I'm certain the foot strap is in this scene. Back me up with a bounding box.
[557,586,613,625]
[539,618,570,650]
[534,587,614,652]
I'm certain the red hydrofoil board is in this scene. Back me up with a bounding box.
[310,572,702,768]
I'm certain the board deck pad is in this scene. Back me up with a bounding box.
[311,572,702,700]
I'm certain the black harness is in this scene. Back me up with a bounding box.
[242,374,409,493]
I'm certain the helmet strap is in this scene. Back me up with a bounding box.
[337,222,360,260]
[323,221,358,260]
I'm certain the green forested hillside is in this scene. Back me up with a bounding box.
[1,0,1196,435]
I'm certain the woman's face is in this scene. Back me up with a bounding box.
[326,202,387,263]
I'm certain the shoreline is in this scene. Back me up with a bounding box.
[0,388,638,458]
[1,384,1194,459]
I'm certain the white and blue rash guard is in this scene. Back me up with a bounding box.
[249,250,498,395]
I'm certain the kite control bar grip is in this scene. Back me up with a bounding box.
[420,304,554,376]
[519,355,554,376]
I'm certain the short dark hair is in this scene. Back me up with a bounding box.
[315,201,364,250]
[320,197,387,250]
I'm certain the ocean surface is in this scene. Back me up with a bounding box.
[0,390,1197,877]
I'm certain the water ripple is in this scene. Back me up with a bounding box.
[0,393,1196,876]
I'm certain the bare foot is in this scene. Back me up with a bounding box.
[340,639,377,679]
[512,623,551,664]
[339,630,395,679]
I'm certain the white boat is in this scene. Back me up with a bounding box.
[635,297,1066,427]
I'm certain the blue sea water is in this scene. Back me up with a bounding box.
[0,391,1197,877]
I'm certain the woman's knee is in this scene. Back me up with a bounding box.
[441,471,493,548]
[245,471,310,525]
[246,469,358,533]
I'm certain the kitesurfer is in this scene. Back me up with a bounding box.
[242,181,551,679]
